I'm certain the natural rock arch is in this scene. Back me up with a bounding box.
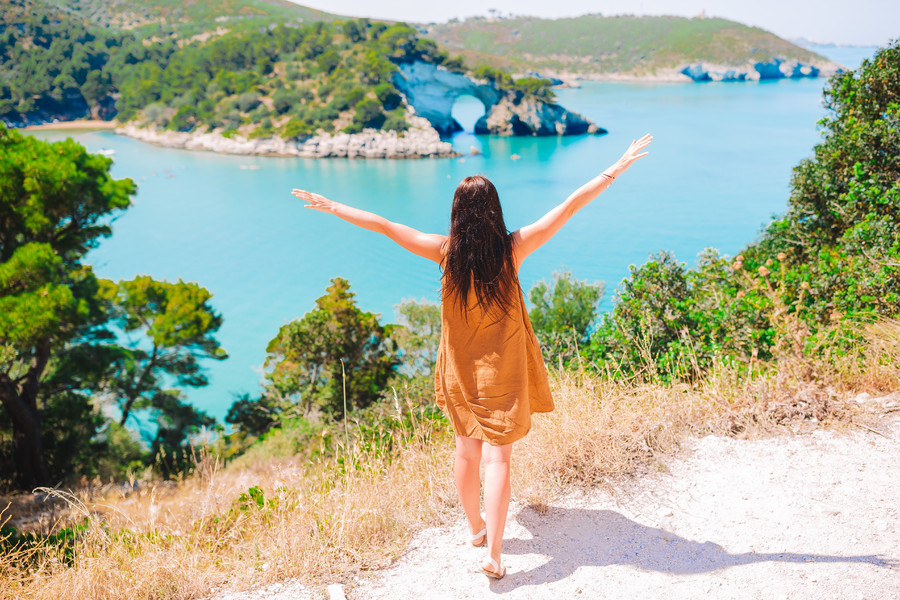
[448,93,487,133]
[392,62,501,136]
[392,61,604,138]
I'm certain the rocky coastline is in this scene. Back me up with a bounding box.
[115,115,458,159]
[113,59,607,159]
[678,58,842,82]
[24,55,834,159]
[526,58,842,85]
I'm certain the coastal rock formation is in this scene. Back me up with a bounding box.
[115,115,457,159]
[475,96,605,136]
[392,62,501,136]
[115,62,605,158]
[680,58,839,82]
[393,61,603,137]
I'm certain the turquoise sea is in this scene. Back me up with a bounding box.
[29,46,879,422]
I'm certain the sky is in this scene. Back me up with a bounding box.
[290,0,897,47]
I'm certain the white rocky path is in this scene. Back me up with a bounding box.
[209,412,900,600]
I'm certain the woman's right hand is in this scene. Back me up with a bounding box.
[292,188,341,214]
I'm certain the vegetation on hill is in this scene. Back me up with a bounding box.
[0,0,556,139]
[0,3,438,136]
[112,19,445,137]
[36,0,341,36]
[585,40,900,379]
[425,14,832,76]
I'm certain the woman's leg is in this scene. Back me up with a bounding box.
[481,441,513,569]
[454,435,485,538]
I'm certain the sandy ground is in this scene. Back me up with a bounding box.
[22,119,117,131]
[209,408,899,600]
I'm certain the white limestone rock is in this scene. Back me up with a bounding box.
[679,58,841,82]
[474,96,604,136]
[393,60,604,137]
[115,117,456,159]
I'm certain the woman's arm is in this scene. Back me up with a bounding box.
[292,189,447,264]
[512,134,652,268]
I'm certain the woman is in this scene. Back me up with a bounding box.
[292,133,651,579]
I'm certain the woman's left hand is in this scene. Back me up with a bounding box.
[292,189,340,213]
[613,134,652,174]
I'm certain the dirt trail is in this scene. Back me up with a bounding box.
[210,411,900,600]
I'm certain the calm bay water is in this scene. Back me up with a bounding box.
[29,46,878,421]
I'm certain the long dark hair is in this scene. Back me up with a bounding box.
[442,175,517,316]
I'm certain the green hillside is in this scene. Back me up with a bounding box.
[35,0,341,35]
[0,1,434,135]
[424,14,832,76]
[1,0,560,139]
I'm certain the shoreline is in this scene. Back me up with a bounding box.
[16,63,840,156]
[23,119,118,131]
[15,62,842,139]
[113,118,460,159]
[543,60,843,86]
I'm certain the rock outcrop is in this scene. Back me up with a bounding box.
[393,61,604,137]
[680,58,840,82]
[115,114,457,159]
[475,96,605,136]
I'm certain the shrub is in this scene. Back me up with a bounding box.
[583,43,900,381]
[168,104,200,131]
[529,270,603,340]
[375,83,402,110]
[281,118,312,139]
[142,102,166,124]
[225,393,281,437]
[317,49,340,74]
[263,278,400,417]
[236,91,260,113]
[473,64,513,87]
[528,270,603,366]
[331,86,366,112]
[513,77,556,103]
[393,299,441,376]
[272,88,305,115]
[352,96,385,130]
[382,109,409,133]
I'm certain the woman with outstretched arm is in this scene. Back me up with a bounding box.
[292,133,651,579]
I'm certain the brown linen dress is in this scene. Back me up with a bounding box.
[434,278,554,445]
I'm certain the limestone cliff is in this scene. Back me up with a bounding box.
[392,62,604,137]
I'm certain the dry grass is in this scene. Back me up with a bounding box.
[1,398,458,600]
[2,320,899,600]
